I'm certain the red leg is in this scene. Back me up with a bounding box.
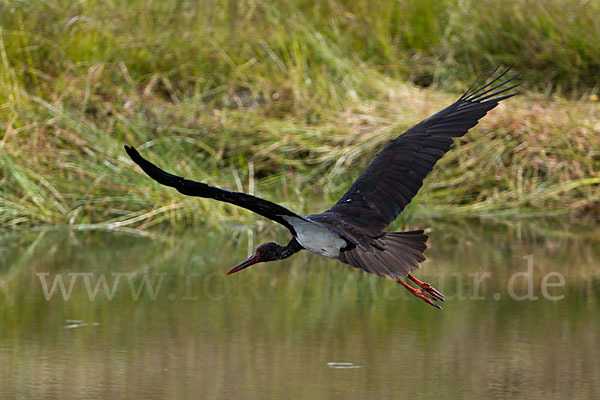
[397,279,443,310]
[407,274,445,302]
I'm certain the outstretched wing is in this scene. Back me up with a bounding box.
[325,67,519,236]
[124,146,306,234]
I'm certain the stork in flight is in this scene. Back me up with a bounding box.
[125,67,519,309]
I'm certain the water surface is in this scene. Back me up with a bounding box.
[1,220,599,399]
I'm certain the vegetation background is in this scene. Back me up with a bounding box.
[1,0,599,233]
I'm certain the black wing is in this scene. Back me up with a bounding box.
[124,146,305,234]
[325,67,519,236]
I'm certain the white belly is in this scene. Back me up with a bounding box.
[282,216,346,258]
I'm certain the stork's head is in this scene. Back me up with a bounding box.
[226,242,284,275]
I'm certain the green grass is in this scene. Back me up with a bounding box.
[0,0,599,232]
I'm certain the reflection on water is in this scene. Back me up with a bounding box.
[1,220,599,399]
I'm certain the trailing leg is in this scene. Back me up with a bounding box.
[397,277,444,310]
[407,274,445,303]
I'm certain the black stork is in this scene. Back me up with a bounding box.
[125,67,519,309]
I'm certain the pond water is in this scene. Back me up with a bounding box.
[1,220,599,399]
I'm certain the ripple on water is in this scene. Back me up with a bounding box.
[63,320,100,329]
[327,362,361,369]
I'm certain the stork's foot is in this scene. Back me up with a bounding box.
[397,275,445,310]
[408,274,445,303]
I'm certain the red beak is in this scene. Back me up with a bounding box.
[226,253,259,275]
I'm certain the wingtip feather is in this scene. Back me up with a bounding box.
[124,145,140,161]
[460,65,520,104]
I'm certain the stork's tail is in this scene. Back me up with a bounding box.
[377,230,428,275]
[339,230,428,280]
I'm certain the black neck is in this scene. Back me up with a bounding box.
[278,237,304,260]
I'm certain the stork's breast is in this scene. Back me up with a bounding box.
[282,216,346,259]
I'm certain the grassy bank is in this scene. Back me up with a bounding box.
[0,0,599,231]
